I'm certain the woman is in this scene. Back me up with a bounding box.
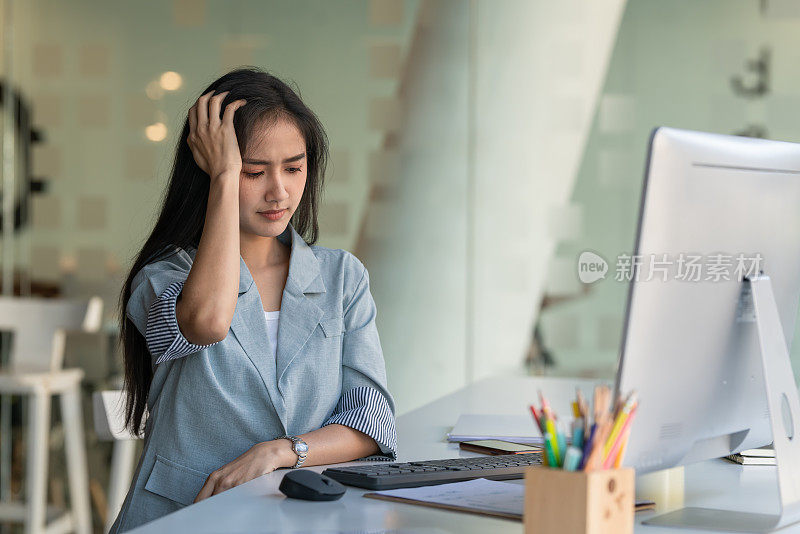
[111,68,396,533]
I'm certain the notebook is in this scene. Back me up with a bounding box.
[447,414,544,445]
[725,446,776,465]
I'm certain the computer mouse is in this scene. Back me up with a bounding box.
[279,469,346,501]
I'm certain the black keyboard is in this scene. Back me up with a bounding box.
[321,453,543,490]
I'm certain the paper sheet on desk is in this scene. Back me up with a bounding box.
[447,414,544,444]
[364,478,524,520]
[365,479,656,519]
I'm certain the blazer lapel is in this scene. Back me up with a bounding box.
[275,224,326,391]
[229,254,288,431]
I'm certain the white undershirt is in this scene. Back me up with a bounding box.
[264,310,280,360]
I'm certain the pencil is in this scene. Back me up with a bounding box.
[585,416,612,471]
[545,417,560,465]
[614,425,632,468]
[529,404,543,432]
[543,432,558,467]
[603,404,637,469]
[579,423,595,470]
[603,393,637,459]
[539,390,555,422]
[576,389,589,434]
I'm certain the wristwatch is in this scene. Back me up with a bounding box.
[278,435,309,469]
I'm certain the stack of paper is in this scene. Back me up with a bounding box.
[725,447,776,466]
[447,414,544,445]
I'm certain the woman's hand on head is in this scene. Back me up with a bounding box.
[193,440,295,503]
[187,90,247,180]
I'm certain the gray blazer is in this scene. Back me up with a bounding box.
[111,223,396,533]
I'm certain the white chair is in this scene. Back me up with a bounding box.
[92,390,140,534]
[0,296,103,534]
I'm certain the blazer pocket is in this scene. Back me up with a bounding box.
[144,454,210,506]
[319,317,344,338]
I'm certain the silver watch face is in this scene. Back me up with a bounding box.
[294,441,309,455]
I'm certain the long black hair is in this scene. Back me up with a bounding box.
[119,67,329,436]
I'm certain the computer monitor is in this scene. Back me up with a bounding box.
[615,126,800,474]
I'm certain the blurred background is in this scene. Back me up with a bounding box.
[1,0,800,532]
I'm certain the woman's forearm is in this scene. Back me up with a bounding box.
[269,424,381,469]
[176,171,241,344]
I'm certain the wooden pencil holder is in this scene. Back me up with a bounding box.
[524,467,635,534]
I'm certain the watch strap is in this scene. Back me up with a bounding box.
[277,435,308,468]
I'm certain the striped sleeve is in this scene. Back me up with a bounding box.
[322,386,397,461]
[145,280,221,365]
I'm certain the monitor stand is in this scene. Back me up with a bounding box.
[644,274,800,533]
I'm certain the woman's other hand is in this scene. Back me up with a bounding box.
[193,440,295,503]
[187,90,247,179]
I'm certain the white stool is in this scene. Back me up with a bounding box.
[92,390,140,534]
[0,296,103,534]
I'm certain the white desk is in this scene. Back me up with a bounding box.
[128,375,798,533]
